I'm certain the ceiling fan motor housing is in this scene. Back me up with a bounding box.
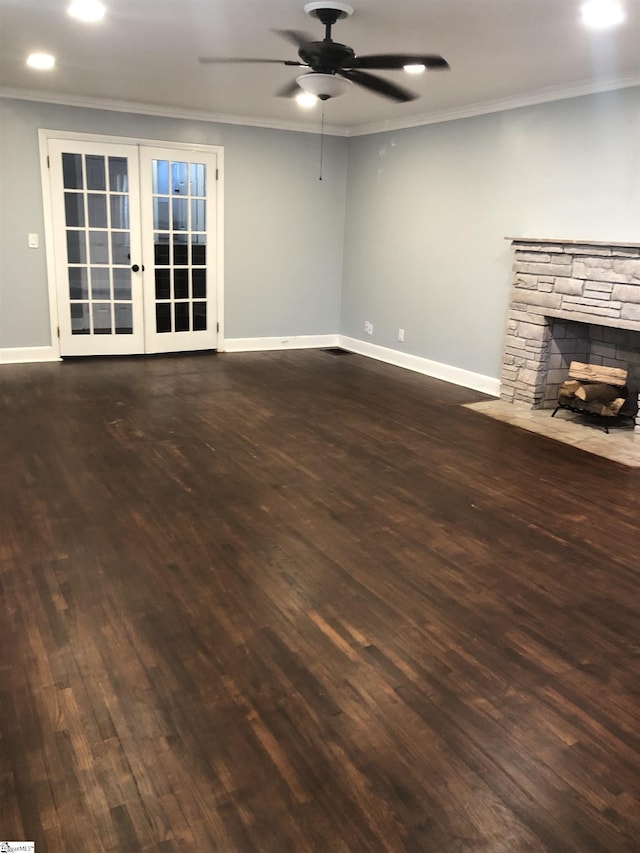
[299,40,356,72]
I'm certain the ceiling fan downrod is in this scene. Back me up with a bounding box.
[316,9,343,40]
[304,2,354,42]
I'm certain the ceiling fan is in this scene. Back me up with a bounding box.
[198,1,449,103]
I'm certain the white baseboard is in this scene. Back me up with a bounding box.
[222,334,339,353]
[338,336,500,396]
[1,346,61,365]
[0,337,500,397]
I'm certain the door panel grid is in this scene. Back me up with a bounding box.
[61,152,134,337]
[151,158,208,335]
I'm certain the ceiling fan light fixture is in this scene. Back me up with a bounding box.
[296,72,353,100]
[26,52,55,70]
[68,0,106,22]
[404,64,426,74]
[581,0,625,28]
[296,91,319,108]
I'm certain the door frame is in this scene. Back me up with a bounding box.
[38,129,225,358]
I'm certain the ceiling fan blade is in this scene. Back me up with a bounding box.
[276,79,302,98]
[273,29,314,49]
[198,56,304,66]
[340,69,417,103]
[351,54,449,70]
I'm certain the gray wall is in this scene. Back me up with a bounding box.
[341,88,640,379]
[0,97,347,349]
[2,89,639,380]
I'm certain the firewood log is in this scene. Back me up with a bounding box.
[579,397,626,417]
[558,379,580,399]
[574,383,624,404]
[568,361,627,386]
[607,397,626,416]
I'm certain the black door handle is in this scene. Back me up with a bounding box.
[131,264,145,272]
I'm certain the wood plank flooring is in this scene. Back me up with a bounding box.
[1,350,639,852]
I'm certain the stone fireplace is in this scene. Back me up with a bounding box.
[501,238,640,433]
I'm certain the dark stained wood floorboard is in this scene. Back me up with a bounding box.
[1,350,639,852]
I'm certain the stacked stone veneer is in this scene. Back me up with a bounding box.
[501,238,640,432]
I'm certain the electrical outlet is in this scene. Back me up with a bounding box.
[364,320,373,335]
[398,328,405,342]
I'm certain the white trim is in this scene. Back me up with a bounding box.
[1,88,349,137]
[38,130,62,359]
[38,128,228,152]
[215,148,225,349]
[338,336,500,396]
[1,346,61,364]
[4,76,638,139]
[347,75,640,136]
[222,334,339,352]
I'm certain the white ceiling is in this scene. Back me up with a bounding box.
[1,0,638,134]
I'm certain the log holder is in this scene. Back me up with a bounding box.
[551,402,635,434]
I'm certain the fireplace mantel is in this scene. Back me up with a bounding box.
[506,237,640,250]
[501,237,640,432]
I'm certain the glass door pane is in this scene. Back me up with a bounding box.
[151,158,206,336]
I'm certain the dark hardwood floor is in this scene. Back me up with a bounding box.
[1,350,639,852]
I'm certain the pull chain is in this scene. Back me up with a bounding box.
[319,103,325,181]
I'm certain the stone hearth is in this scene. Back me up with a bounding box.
[501,238,640,433]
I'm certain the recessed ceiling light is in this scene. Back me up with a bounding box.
[581,0,625,28]
[296,91,319,108]
[26,52,55,70]
[68,0,106,23]
[404,64,426,75]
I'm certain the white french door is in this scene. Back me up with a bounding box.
[48,137,219,356]
[139,147,217,354]
[49,139,144,355]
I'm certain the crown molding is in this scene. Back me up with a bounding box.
[346,75,640,137]
[0,87,350,137]
[2,75,638,140]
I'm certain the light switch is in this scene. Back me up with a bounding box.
[28,233,39,248]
